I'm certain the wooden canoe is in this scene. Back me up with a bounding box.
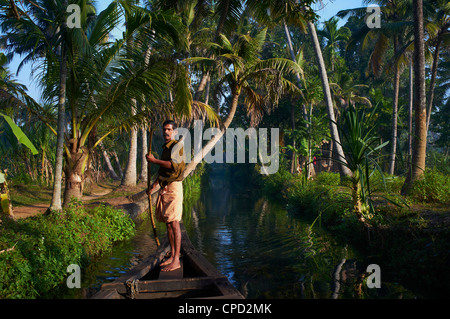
[91,223,244,299]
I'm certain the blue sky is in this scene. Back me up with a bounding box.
[5,0,364,102]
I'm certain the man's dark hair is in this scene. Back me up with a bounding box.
[162,119,177,129]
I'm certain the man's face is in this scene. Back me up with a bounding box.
[163,124,176,143]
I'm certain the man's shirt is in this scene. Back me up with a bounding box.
[157,139,185,187]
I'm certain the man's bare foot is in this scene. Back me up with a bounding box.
[161,260,181,272]
[160,257,173,267]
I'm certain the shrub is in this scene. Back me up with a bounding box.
[262,168,300,202]
[284,180,352,224]
[0,201,135,298]
[313,172,340,187]
[369,170,405,194]
[285,182,327,215]
[409,169,450,204]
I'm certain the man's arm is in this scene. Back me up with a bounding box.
[146,153,172,169]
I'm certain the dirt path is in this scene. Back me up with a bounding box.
[12,185,116,219]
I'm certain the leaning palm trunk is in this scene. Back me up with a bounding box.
[129,93,240,204]
[182,92,240,179]
[307,21,351,178]
[49,47,67,212]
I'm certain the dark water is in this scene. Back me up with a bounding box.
[182,178,419,299]
[77,173,421,299]
[76,218,160,296]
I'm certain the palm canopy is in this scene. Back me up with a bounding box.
[18,2,198,151]
[336,0,415,76]
[184,27,303,127]
[1,0,220,192]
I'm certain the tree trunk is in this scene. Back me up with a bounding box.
[289,99,297,174]
[63,170,84,206]
[194,71,210,101]
[283,20,308,121]
[139,48,152,183]
[327,139,333,172]
[139,126,148,183]
[49,46,67,212]
[193,0,231,100]
[130,91,241,204]
[100,141,119,180]
[307,21,351,178]
[426,37,441,131]
[204,76,211,105]
[147,128,160,246]
[402,0,427,195]
[62,144,89,206]
[307,103,315,179]
[408,57,413,164]
[112,151,123,178]
[388,36,401,175]
[182,92,240,179]
[121,99,138,186]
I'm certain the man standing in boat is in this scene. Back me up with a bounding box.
[146,120,185,272]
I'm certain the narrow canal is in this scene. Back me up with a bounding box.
[78,169,421,299]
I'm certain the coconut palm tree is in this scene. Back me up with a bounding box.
[317,17,352,73]
[181,27,303,178]
[329,72,372,111]
[0,0,97,211]
[402,0,428,194]
[5,1,200,206]
[338,0,414,176]
[159,0,246,102]
[307,20,352,178]
[424,0,450,130]
[248,0,351,177]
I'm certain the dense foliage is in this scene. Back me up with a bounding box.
[0,201,135,298]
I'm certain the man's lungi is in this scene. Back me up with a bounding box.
[155,181,183,223]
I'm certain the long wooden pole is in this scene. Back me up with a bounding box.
[147,128,160,246]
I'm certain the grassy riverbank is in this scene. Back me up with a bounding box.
[0,200,135,298]
[259,167,450,298]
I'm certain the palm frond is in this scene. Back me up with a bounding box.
[368,33,389,77]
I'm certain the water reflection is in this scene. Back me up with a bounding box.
[183,173,419,299]
[79,168,419,299]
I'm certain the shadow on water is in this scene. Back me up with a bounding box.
[78,165,421,299]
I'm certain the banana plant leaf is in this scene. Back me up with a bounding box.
[0,112,38,155]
